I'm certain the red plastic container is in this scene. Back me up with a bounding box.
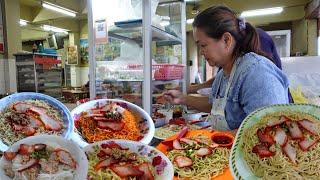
[126,64,185,80]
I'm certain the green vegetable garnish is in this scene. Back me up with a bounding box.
[30,149,50,160]
[185,149,194,157]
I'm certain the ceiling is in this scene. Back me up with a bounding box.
[20,0,86,22]
[186,0,310,13]
[186,0,312,26]
[20,0,312,31]
[20,0,40,7]
[20,0,84,12]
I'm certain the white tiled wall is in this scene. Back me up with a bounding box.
[8,59,16,92]
[0,59,5,94]
[0,59,17,94]
[70,66,89,87]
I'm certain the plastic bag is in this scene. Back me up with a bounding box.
[288,73,320,98]
[131,0,159,18]
[120,41,142,63]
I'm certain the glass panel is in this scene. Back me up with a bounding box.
[90,0,184,110]
[91,0,143,107]
[156,2,182,39]
[152,2,183,116]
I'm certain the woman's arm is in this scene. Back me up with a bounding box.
[185,95,212,112]
[187,78,215,93]
[164,90,212,113]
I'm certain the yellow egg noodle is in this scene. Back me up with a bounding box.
[242,112,320,180]
[167,135,230,180]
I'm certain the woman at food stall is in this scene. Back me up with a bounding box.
[164,6,289,131]
[187,28,280,92]
[187,28,294,103]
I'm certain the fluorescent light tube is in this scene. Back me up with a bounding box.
[42,25,69,34]
[240,7,283,18]
[19,19,28,26]
[187,18,194,24]
[42,1,76,17]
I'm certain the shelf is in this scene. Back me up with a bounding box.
[14,52,60,57]
[33,53,60,57]
[102,79,143,82]
[38,75,62,79]
[37,68,62,72]
[19,89,36,92]
[118,79,143,82]
[16,62,34,66]
[18,72,35,76]
[152,26,181,43]
[156,40,181,46]
[152,79,182,85]
[17,83,34,86]
[38,86,61,90]
[109,20,182,45]
[38,82,62,85]
[38,82,61,86]
[98,78,183,84]
[18,71,34,73]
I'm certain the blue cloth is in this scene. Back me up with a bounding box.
[210,52,289,130]
[257,28,294,103]
[257,28,282,70]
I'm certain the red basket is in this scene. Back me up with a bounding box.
[153,64,184,80]
[126,64,184,80]
[34,55,61,65]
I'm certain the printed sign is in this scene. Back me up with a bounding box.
[94,19,108,44]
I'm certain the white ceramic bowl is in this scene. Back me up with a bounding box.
[70,99,155,148]
[0,92,73,151]
[84,139,174,180]
[0,135,88,180]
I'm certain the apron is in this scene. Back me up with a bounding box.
[207,59,240,131]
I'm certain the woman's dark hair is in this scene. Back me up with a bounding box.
[192,6,270,60]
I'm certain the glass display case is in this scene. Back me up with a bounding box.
[87,0,187,115]
[14,53,63,99]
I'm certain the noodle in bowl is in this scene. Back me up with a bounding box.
[70,99,155,148]
[84,140,174,180]
[243,112,320,179]
[0,135,88,180]
[230,104,320,180]
[168,140,230,179]
[0,93,73,152]
[157,129,233,180]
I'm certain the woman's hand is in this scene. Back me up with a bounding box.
[163,90,186,105]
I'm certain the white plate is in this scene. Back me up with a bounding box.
[84,139,174,180]
[0,135,88,180]
[70,99,155,148]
